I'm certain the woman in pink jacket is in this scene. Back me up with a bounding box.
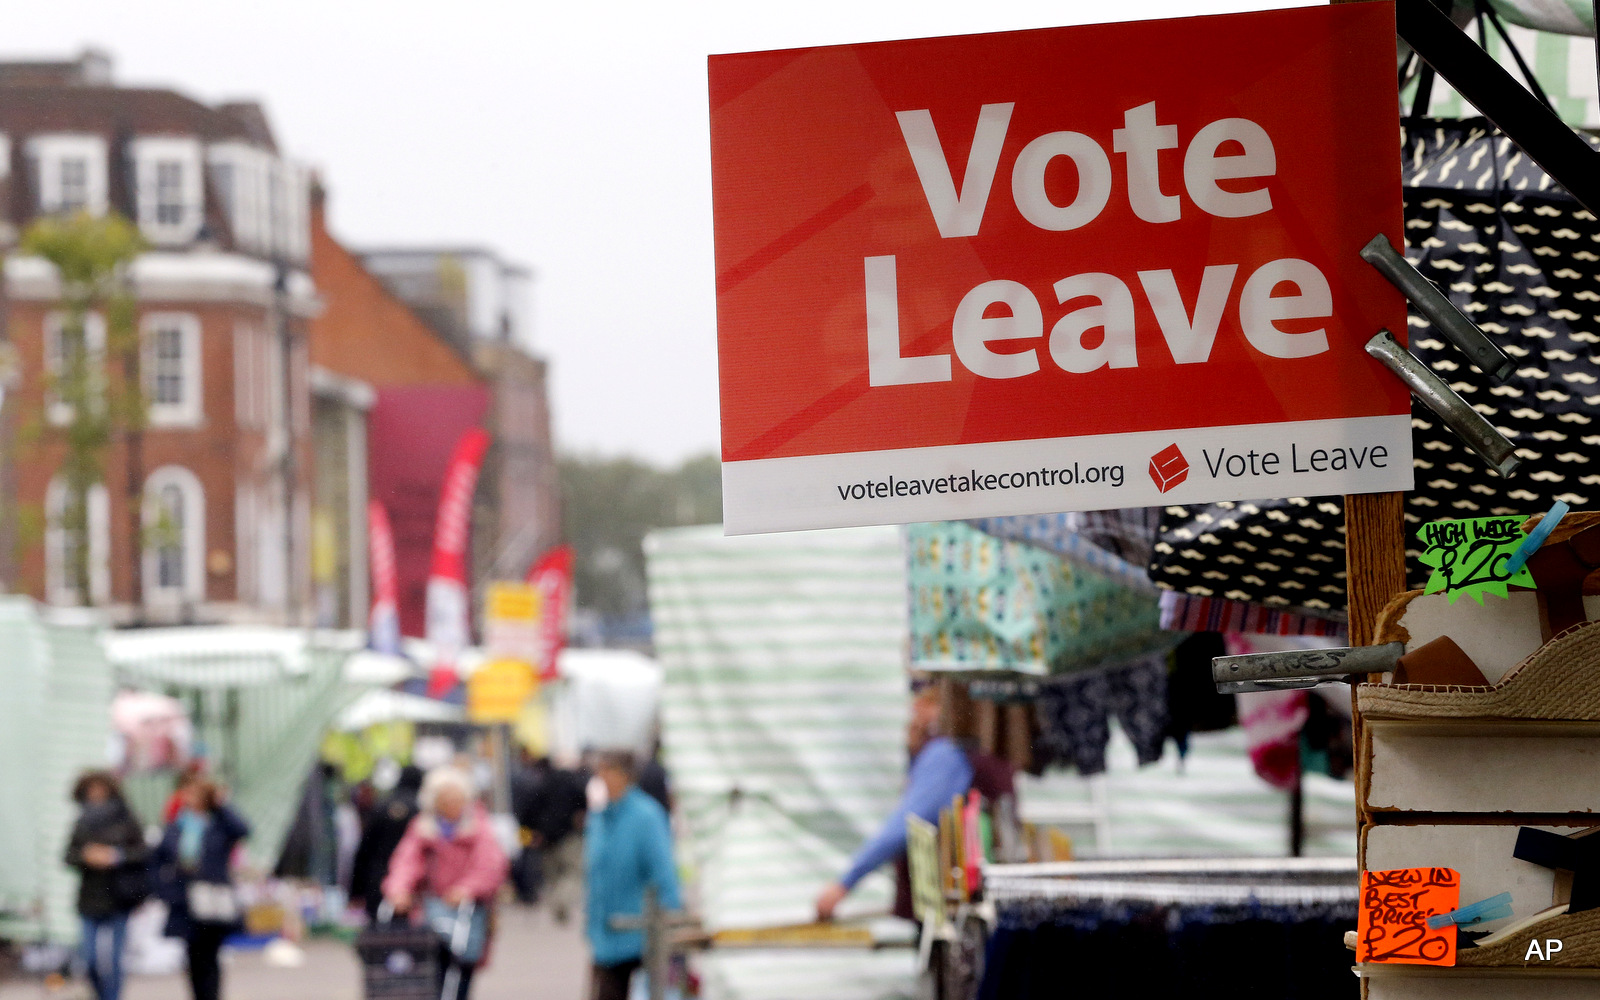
[382,767,509,1000]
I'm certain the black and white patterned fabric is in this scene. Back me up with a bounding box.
[1149,119,1599,611]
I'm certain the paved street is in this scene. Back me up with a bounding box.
[0,905,590,1000]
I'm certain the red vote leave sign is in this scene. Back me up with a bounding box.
[710,3,1413,533]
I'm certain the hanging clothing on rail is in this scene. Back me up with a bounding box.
[1164,632,1237,763]
[1033,654,1169,777]
[979,895,1357,1000]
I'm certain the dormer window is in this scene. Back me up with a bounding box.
[131,136,203,244]
[27,134,108,216]
[205,141,309,261]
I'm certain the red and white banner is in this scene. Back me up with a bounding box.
[424,427,491,696]
[526,545,574,680]
[710,4,1412,534]
[367,499,402,656]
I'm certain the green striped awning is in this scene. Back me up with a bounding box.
[647,525,914,1000]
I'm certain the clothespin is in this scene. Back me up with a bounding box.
[1365,330,1520,477]
[1361,234,1514,381]
[1426,891,1514,929]
[1502,500,1570,578]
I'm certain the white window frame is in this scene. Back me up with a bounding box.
[206,141,272,254]
[43,310,106,426]
[27,134,109,216]
[143,465,206,606]
[45,476,111,606]
[142,312,203,427]
[130,136,204,245]
[278,161,312,264]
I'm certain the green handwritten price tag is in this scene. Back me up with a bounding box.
[1417,517,1535,604]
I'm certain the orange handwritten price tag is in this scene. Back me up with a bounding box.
[1357,868,1459,966]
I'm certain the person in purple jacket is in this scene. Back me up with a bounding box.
[815,689,974,921]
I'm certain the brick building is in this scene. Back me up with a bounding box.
[358,248,560,619]
[308,188,490,635]
[0,51,319,624]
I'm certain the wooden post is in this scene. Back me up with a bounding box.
[937,676,977,740]
[1344,489,1408,856]
[1344,491,1408,647]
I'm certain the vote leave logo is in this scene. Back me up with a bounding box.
[1148,444,1189,493]
[709,4,1415,533]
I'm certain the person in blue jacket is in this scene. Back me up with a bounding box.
[151,777,250,1000]
[815,689,972,921]
[584,750,681,1000]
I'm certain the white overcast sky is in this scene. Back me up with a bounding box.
[5,0,1316,465]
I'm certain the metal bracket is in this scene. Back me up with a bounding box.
[1365,329,1520,477]
[1212,642,1406,694]
[1360,234,1512,381]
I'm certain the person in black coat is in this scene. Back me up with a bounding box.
[529,763,588,924]
[349,765,423,920]
[64,771,149,1000]
[151,778,250,1000]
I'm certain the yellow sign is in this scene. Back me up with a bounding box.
[485,582,543,664]
[906,814,944,928]
[466,658,538,724]
[486,582,541,622]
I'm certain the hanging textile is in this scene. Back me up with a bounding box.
[1483,0,1593,40]
[1228,635,1347,789]
[1164,632,1237,761]
[966,508,1162,577]
[1033,655,1169,777]
[981,900,1357,1000]
[908,521,1176,677]
[1237,689,1309,792]
[1157,592,1346,638]
[979,886,1357,1000]
[1149,119,1599,611]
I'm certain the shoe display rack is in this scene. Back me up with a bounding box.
[1352,514,1600,999]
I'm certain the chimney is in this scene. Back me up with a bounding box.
[0,47,115,87]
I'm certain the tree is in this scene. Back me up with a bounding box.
[558,452,722,628]
[20,212,145,606]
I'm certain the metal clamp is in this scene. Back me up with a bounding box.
[1361,235,1513,381]
[1365,329,1520,478]
[1212,642,1405,694]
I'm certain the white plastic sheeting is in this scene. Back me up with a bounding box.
[646,525,913,1000]
[547,647,663,759]
[106,626,374,871]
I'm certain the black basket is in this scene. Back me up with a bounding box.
[356,924,441,1000]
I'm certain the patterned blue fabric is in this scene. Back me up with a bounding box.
[909,521,1177,676]
[1035,654,1169,776]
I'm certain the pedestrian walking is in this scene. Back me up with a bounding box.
[509,752,547,903]
[351,765,424,920]
[64,770,149,1000]
[584,751,681,1000]
[382,767,508,1000]
[151,778,250,1000]
[531,759,588,925]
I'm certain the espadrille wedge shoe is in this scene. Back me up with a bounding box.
[1357,620,1600,721]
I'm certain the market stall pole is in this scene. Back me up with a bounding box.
[1344,489,1407,840]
